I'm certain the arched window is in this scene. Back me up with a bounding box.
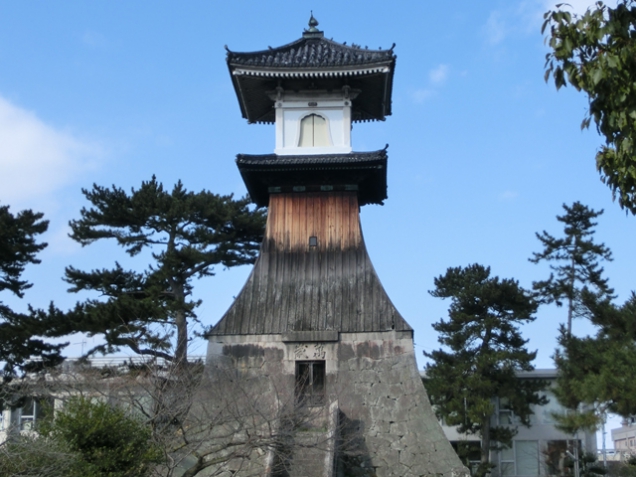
[298,114,330,147]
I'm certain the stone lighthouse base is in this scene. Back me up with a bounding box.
[206,331,469,477]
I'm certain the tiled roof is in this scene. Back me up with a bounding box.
[227,36,395,70]
[236,149,389,207]
[226,25,396,123]
[236,150,387,166]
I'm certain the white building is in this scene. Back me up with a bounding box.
[610,418,636,461]
[0,356,204,444]
[425,369,597,477]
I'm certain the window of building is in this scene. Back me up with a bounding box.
[516,441,539,476]
[10,397,50,431]
[538,390,566,425]
[298,114,330,147]
[544,440,568,476]
[450,441,481,474]
[544,440,582,476]
[498,397,513,426]
[499,441,539,476]
[500,444,515,476]
[295,360,325,407]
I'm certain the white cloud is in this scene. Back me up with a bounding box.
[485,10,507,45]
[543,0,618,16]
[429,64,450,85]
[0,95,101,206]
[482,1,620,48]
[411,65,450,104]
[482,3,544,44]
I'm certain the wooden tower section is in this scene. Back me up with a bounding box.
[212,160,412,336]
[206,16,468,477]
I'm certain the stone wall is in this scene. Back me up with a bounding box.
[206,331,468,477]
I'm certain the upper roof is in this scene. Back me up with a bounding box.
[227,25,395,70]
[236,148,388,207]
[226,15,396,123]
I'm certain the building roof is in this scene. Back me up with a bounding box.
[208,249,412,336]
[227,34,395,70]
[226,16,396,123]
[236,149,388,207]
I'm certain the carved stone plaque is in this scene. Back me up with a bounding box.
[293,343,326,360]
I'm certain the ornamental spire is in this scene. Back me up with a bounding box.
[307,11,319,31]
[303,11,323,38]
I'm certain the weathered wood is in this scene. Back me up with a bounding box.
[209,191,411,336]
[265,192,362,253]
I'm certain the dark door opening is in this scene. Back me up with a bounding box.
[295,360,325,406]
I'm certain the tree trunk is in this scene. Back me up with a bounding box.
[567,256,575,336]
[171,281,188,366]
[175,308,188,366]
[479,414,491,477]
[567,295,573,336]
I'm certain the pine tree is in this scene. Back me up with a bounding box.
[425,264,547,477]
[552,292,636,432]
[0,205,65,378]
[530,201,613,335]
[52,177,266,364]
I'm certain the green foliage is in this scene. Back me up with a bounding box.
[0,205,66,378]
[0,396,162,477]
[544,1,636,213]
[47,177,266,363]
[452,441,481,471]
[425,264,547,475]
[0,205,47,297]
[578,452,608,477]
[553,292,636,432]
[530,201,613,335]
[40,396,163,477]
[617,456,636,477]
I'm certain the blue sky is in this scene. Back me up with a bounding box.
[0,0,630,437]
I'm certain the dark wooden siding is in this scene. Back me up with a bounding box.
[209,191,411,335]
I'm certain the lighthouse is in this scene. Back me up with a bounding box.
[206,15,467,477]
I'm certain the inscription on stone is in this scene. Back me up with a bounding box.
[294,344,306,359]
[293,343,326,360]
[313,343,325,359]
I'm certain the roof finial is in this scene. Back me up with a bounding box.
[303,11,324,38]
[308,11,319,32]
